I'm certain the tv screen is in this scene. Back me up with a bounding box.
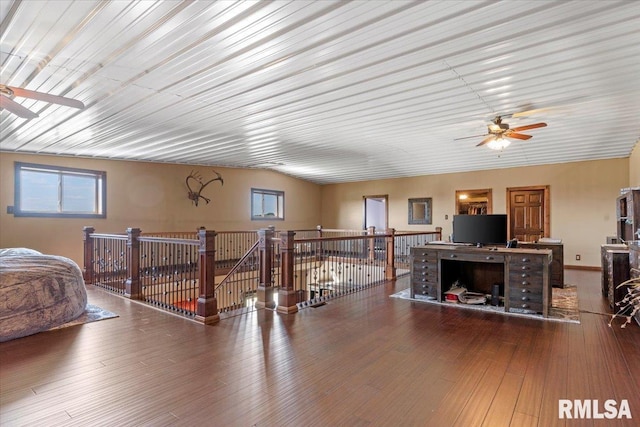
[452,214,508,246]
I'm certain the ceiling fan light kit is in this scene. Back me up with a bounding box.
[487,136,511,150]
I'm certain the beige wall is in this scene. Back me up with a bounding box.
[630,141,640,186]
[0,153,322,265]
[1,152,633,269]
[320,158,630,267]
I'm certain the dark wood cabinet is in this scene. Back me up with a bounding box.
[410,244,552,317]
[518,242,563,288]
[600,243,628,296]
[616,189,640,242]
[605,249,630,312]
[627,242,639,325]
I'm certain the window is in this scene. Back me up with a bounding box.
[14,162,106,218]
[251,188,284,220]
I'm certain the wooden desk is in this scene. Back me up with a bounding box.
[410,244,553,317]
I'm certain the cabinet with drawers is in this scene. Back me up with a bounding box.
[410,248,438,299]
[506,252,550,316]
[409,244,552,317]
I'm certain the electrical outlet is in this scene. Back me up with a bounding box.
[575,254,581,261]
[445,214,448,220]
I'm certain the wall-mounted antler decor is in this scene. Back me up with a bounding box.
[186,170,223,206]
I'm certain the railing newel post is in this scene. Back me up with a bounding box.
[125,227,142,299]
[82,226,95,284]
[277,230,298,314]
[196,227,220,324]
[256,227,276,310]
[367,226,376,260]
[386,228,396,280]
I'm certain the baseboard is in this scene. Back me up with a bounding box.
[564,265,601,271]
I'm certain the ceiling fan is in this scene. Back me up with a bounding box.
[455,115,547,150]
[0,84,85,119]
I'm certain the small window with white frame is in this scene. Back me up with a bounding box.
[251,188,284,220]
[14,162,107,218]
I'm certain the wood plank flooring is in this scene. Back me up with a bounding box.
[1,270,639,426]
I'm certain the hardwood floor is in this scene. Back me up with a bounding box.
[1,270,639,426]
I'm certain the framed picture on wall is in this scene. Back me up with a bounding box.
[408,197,432,225]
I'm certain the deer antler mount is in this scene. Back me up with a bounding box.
[186,170,224,206]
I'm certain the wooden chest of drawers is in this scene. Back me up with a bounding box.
[410,248,438,299]
[507,253,547,314]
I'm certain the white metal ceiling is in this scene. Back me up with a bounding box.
[1,0,639,184]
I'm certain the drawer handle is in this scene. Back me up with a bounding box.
[521,258,530,262]
[521,273,529,278]
[521,304,530,309]
[521,266,530,270]
[486,256,494,260]
[521,289,530,293]
[521,296,530,301]
[521,281,529,286]
[450,254,457,258]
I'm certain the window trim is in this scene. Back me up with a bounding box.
[14,162,107,218]
[251,188,284,221]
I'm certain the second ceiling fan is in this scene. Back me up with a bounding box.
[456,115,547,150]
[0,84,85,119]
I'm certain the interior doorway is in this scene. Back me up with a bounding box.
[363,195,388,231]
[507,185,550,242]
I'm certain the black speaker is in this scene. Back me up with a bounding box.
[491,283,502,306]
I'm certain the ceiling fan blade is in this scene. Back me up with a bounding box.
[454,134,488,141]
[0,95,39,118]
[505,132,532,140]
[509,122,547,132]
[476,135,496,147]
[511,108,554,118]
[8,86,85,109]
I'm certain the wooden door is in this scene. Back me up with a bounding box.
[508,186,550,242]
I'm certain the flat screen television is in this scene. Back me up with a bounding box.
[452,214,508,247]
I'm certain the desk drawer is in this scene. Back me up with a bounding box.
[412,252,438,264]
[412,263,437,276]
[413,283,437,298]
[509,270,543,284]
[510,292,542,305]
[510,254,546,265]
[510,285,543,297]
[508,299,543,313]
[413,270,437,283]
[440,252,504,263]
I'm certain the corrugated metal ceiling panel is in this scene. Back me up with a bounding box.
[1,0,638,184]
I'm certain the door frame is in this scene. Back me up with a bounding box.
[506,185,550,240]
[362,195,388,231]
